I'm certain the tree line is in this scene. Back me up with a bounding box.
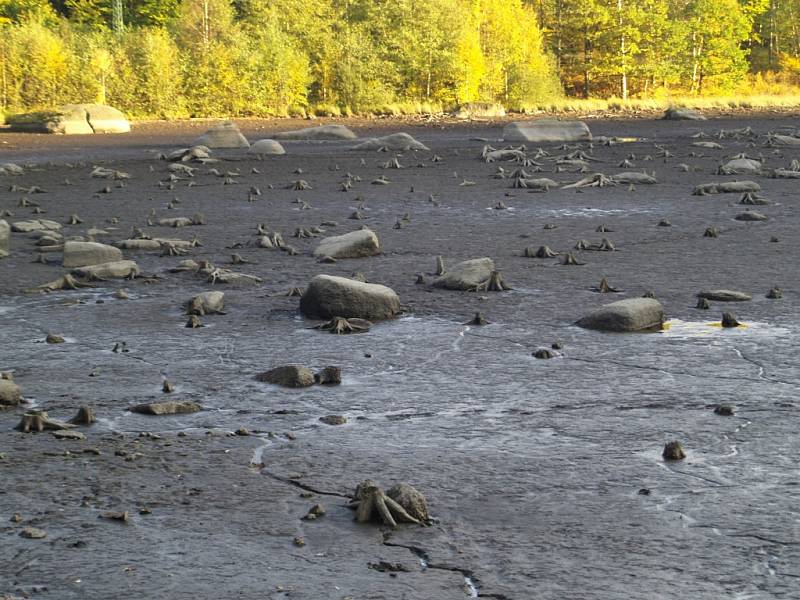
[0,0,798,118]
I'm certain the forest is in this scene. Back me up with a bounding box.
[1,0,800,118]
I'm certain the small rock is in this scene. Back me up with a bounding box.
[714,405,735,416]
[20,527,47,539]
[46,334,65,344]
[662,441,686,460]
[256,366,315,388]
[721,312,741,328]
[315,366,342,385]
[319,415,347,425]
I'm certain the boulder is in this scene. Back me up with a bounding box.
[453,102,506,119]
[663,107,706,121]
[300,275,401,320]
[6,104,129,134]
[192,121,250,149]
[72,260,139,280]
[387,483,429,522]
[434,258,494,291]
[502,120,592,143]
[576,298,665,332]
[248,139,286,156]
[114,239,163,251]
[734,210,768,222]
[62,241,122,268]
[611,172,657,184]
[255,365,315,388]
[67,104,130,133]
[313,229,380,259]
[0,378,22,406]
[696,290,752,302]
[352,132,429,151]
[131,401,202,415]
[12,219,62,233]
[272,125,357,140]
[718,158,761,175]
[0,219,9,258]
[186,291,225,315]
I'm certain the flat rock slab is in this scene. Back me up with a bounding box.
[63,241,122,268]
[193,122,250,148]
[313,229,380,259]
[12,220,61,233]
[502,120,592,143]
[576,298,665,332]
[697,290,752,301]
[248,139,285,155]
[72,260,139,280]
[256,366,315,388]
[300,275,401,320]
[352,132,429,151]
[130,401,202,415]
[53,429,86,440]
[434,258,494,291]
[272,125,357,140]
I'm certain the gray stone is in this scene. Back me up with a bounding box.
[312,229,380,259]
[697,290,752,302]
[186,291,225,316]
[300,275,401,320]
[256,366,315,388]
[72,260,139,280]
[502,120,592,143]
[663,107,706,121]
[576,298,665,332]
[434,258,494,291]
[0,378,22,406]
[0,219,9,258]
[248,139,286,156]
[352,132,429,151]
[63,241,123,268]
[12,219,61,233]
[272,125,357,140]
[131,401,202,415]
[193,122,250,149]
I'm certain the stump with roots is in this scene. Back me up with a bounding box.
[473,271,511,292]
[696,298,710,309]
[434,256,445,276]
[465,312,489,325]
[703,227,720,238]
[350,480,421,528]
[525,245,558,258]
[28,274,92,293]
[69,406,96,425]
[766,287,782,299]
[592,278,621,293]
[186,315,203,328]
[561,252,585,266]
[16,410,74,433]
[313,316,372,334]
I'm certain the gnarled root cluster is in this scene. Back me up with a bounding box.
[16,410,74,433]
[313,316,372,334]
[350,480,425,528]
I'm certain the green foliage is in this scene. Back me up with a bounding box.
[1,0,798,118]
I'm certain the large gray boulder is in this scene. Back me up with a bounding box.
[248,139,285,156]
[6,104,129,134]
[577,298,665,332]
[0,219,9,258]
[313,229,380,259]
[192,122,250,149]
[300,275,401,320]
[693,181,760,195]
[272,125,357,140]
[72,260,139,280]
[503,120,591,143]
[352,132,429,151]
[255,366,315,388]
[186,291,225,315]
[62,241,122,268]
[434,258,494,291]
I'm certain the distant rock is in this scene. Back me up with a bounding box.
[663,107,706,121]
[192,121,250,148]
[130,401,202,415]
[248,139,285,156]
[576,298,665,332]
[502,120,591,143]
[352,132,429,151]
[300,275,401,320]
[272,125,357,140]
[696,290,752,301]
[313,228,380,259]
[256,366,315,388]
[6,104,129,134]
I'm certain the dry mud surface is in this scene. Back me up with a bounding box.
[1,116,799,599]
